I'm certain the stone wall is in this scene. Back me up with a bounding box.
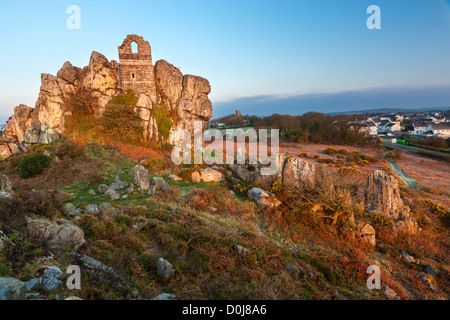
[118,35,157,103]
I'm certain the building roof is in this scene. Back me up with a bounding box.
[414,121,432,128]
[429,122,450,130]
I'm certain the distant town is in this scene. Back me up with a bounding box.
[210,109,450,144]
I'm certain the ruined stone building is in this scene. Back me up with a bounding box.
[0,34,213,156]
[118,34,157,102]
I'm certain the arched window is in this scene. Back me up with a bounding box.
[131,72,136,80]
[131,41,138,53]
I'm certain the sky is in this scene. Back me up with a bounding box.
[0,0,449,121]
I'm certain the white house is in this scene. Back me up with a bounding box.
[413,121,431,135]
[426,122,450,138]
[385,122,401,133]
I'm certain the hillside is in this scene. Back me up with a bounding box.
[0,136,449,300]
[0,35,449,302]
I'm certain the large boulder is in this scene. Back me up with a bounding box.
[199,168,225,182]
[281,156,315,186]
[131,165,150,193]
[0,278,27,300]
[156,258,174,278]
[26,266,63,291]
[228,153,315,187]
[247,187,281,208]
[98,203,118,221]
[364,170,410,219]
[357,224,376,247]
[61,203,80,217]
[395,217,420,235]
[73,252,125,285]
[37,124,60,144]
[149,177,172,195]
[22,123,41,145]
[84,204,99,215]
[21,122,60,150]
[26,217,85,250]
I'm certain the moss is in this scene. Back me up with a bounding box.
[152,104,173,142]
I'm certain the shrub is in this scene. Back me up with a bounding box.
[19,153,51,178]
[142,158,168,174]
[346,151,375,165]
[0,190,61,228]
[101,90,144,145]
[386,149,403,160]
[323,148,336,155]
[55,140,85,160]
[299,152,308,158]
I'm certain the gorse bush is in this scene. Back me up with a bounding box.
[19,153,51,178]
[346,151,375,165]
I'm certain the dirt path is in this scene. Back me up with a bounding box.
[387,159,416,189]
[91,142,125,184]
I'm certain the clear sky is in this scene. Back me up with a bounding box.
[0,0,449,120]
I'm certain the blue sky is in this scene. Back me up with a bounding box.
[0,0,449,120]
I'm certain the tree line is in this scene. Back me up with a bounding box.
[254,112,377,145]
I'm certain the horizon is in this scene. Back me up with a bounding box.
[1,0,450,122]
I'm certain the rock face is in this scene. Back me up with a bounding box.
[0,278,27,300]
[1,34,213,148]
[229,153,316,187]
[26,266,63,291]
[34,52,119,132]
[280,156,315,186]
[364,170,410,219]
[3,104,33,143]
[26,217,85,250]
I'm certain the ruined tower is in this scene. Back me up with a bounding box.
[118,34,157,101]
